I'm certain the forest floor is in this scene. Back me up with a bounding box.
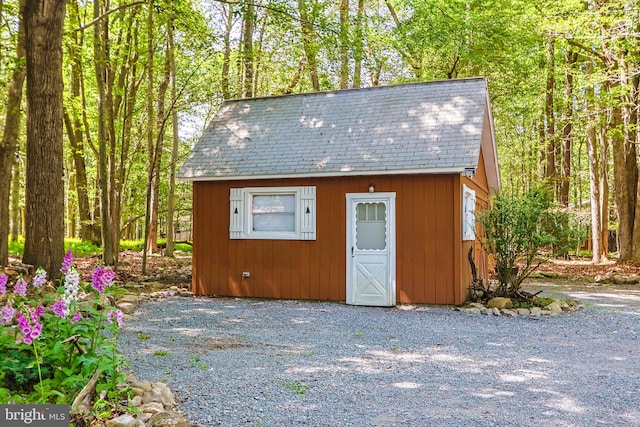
[534,257,640,278]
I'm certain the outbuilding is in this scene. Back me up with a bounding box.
[178,77,500,306]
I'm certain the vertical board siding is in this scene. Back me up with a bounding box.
[192,174,466,304]
[400,177,414,303]
[413,176,426,304]
[424,177,437,303]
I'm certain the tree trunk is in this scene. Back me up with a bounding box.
[598,117,609,261]
[585,60,602,263]
[628,72,640,261]
[253,10,268,96]
[147,38,169,255]
[545,37,557,194]
[560,51,577,207]
[93,0,117,265]
[610,84,633,261]
[353,0,364,88]
[166,7,179,258]
[65,0,94,243]
[10,160,21,242]
[339,0,349,89]
[298,0,320,91]
[22,0,66,276]
[142,0,155,273]
[242,1,255,97]
[0,1,25,266]
[221,4,233,99]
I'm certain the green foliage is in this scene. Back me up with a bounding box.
[8,237,24,256]
[281,381,307,395]
[512,296,556,309]
[479,185,581,297]
[120,240,145,252]
[544,209,585,257]
[64,239,102,256]
[8,238,102,257]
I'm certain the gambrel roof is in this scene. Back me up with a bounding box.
[179,77,499,189]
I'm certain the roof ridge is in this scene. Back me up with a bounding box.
[222,77,488,104]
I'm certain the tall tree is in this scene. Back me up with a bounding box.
[585,59,603,263]
[544,37,557,193]
[559,50,577,206]
[352,0,364,88]
[22,0,66,275]
[298,0,320,91]
[64,0,95,243]
[339,0,349,89]
[0,0,25,266]
[221,3,234,99]
[241,0,255,97]
[165,3,179,257]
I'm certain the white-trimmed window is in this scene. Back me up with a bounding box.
[462,184,476,241]
[230,186,316,240]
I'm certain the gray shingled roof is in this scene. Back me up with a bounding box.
[178,77,493,181]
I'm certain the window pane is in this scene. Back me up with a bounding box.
[252,195,296,232]
[356,202,386,250]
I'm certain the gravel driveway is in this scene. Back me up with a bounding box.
[118,291,640,426]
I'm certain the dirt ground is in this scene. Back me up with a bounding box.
[62,250,193,288]
[535,257,640,278]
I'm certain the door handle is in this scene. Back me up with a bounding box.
[351,246,354,257]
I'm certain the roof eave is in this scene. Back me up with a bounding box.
[178,166,471,182]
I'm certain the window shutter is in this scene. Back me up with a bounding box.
[462,184,476,241]
[300,186,316,240]
[230,188,243,239]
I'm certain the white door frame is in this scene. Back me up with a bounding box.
[346,192,396,306]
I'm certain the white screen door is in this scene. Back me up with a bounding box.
[346,193,396,306]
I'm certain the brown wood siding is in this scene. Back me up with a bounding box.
[192,174,463,304]
[460,147,492,302]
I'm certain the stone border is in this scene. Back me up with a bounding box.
[108,288,195,427]
[454,297,582,317]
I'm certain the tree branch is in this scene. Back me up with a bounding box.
[565,38,607,63]
[70,1,145,33]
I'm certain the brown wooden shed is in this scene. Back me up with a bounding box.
[178,77,500,306]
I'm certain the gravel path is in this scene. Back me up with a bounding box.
[118,295,640,426]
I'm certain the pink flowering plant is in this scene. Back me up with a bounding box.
[0,249,128,409]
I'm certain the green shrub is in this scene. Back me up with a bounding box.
[479,185,580,299]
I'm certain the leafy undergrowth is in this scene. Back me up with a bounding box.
[511,297,556,309]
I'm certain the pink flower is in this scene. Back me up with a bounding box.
[60,248,74,274]
[107,309,123,327]
[32,268,47,287]
[16,306,43,345]
[30,323,42,339]
[71,311,82,323]
[51,299,68,318]
[0,274,7,296]
[91,266,116,293]
[13,276,27,297]
[1,305,14,325]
